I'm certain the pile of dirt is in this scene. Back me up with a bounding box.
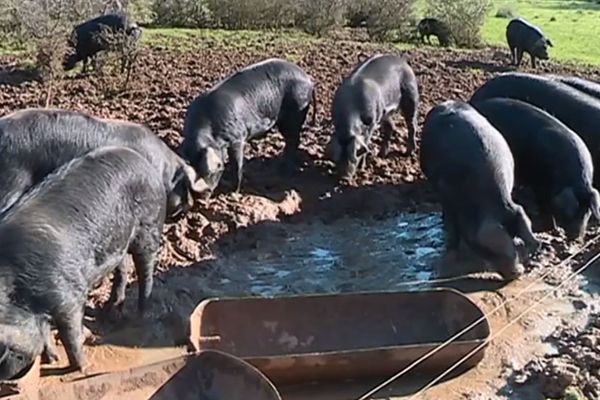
[512,313,600,399]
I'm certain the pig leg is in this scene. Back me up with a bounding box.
[530,55,537,69]
[400,90,419,156]
[81,58,88,74]
[513,205,540,253]
[278,104,309,173]
[509,47,516,65]
[379,116,397,158]
[130,251,157,315]
[515,48,524,67]
[130,227,160,315]
[103,260,128,316]
[55,305,86,371]
[41,324,59,364]
[230,140,245,192]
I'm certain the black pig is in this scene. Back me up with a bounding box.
[0,108,207,219]
[327,53,419,179]
[0,146,166,378]
[64,13,142,73]
[506,18,553,68]
[420,100,539,280]
[546,75,600,100]
[471,72,600,187]
[472,97,600,240]
[179,58,316,195]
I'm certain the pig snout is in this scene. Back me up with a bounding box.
[0,344,35,381]
[551,187,591,240]
[329,135,370,179]
[475,218,524,280]
[191,147,225,198]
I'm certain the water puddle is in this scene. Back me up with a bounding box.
[202,212,444,297]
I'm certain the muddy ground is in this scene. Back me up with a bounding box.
[1,30,600,399]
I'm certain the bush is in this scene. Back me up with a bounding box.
[206,0,294,30]
[128,0,155,25]
[495,5,516,19]
[425,0,492,47]
[292,0,346,36]
[11,0,109,79]
[364,0,416,42]
[151,0,212,28]
[345,1,370,28]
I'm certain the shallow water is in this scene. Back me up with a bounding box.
[202,212,445,297]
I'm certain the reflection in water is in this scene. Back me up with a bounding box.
[204,212,444,297]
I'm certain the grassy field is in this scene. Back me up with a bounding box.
[482,0,600,65]
[2,0,599,67]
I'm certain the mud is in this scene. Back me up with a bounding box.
[1,30,600,399]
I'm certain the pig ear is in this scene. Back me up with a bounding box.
[354,135,372,155]
[546,38,554,47]
[204,147,223,174]
[179,164,209,194]
[552,187,579,218]
[590,189,600,220]
[0,344,8,366]
[476,218,516,261]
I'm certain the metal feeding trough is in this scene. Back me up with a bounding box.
[4,350,281,400]
[189,288,491,386]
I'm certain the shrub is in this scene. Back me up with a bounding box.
[206,0,294,30]
[151,0,212,28]
[292,0,346,36]
[10,0,109,89]
[364,0,417,42]
[345,1,370,28]
[425,0,493,47]
[495,5,515,19]
[128,0,155,25]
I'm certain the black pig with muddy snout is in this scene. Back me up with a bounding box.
[64,13,142,73]
[506,17,553,68]
[471,72,600,187]
[546,75,600,100]
[327,54,419,179]
[420,101,539,280]
[471,98,600,240]
[179,58,316,196]
[0,146,166,379]
[0,108,207,220]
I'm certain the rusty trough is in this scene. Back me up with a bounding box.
[189,288,491,386]
[1,350,282,400]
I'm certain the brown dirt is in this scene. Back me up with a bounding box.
[1,32,600,399]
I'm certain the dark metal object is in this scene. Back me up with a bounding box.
[189,288,491,386]
[3,350,281,400]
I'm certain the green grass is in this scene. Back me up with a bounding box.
[143,28,316,52]
[482,0,600,65]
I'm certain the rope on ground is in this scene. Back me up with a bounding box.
[406,248,600,399]
[355,234,600,400]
